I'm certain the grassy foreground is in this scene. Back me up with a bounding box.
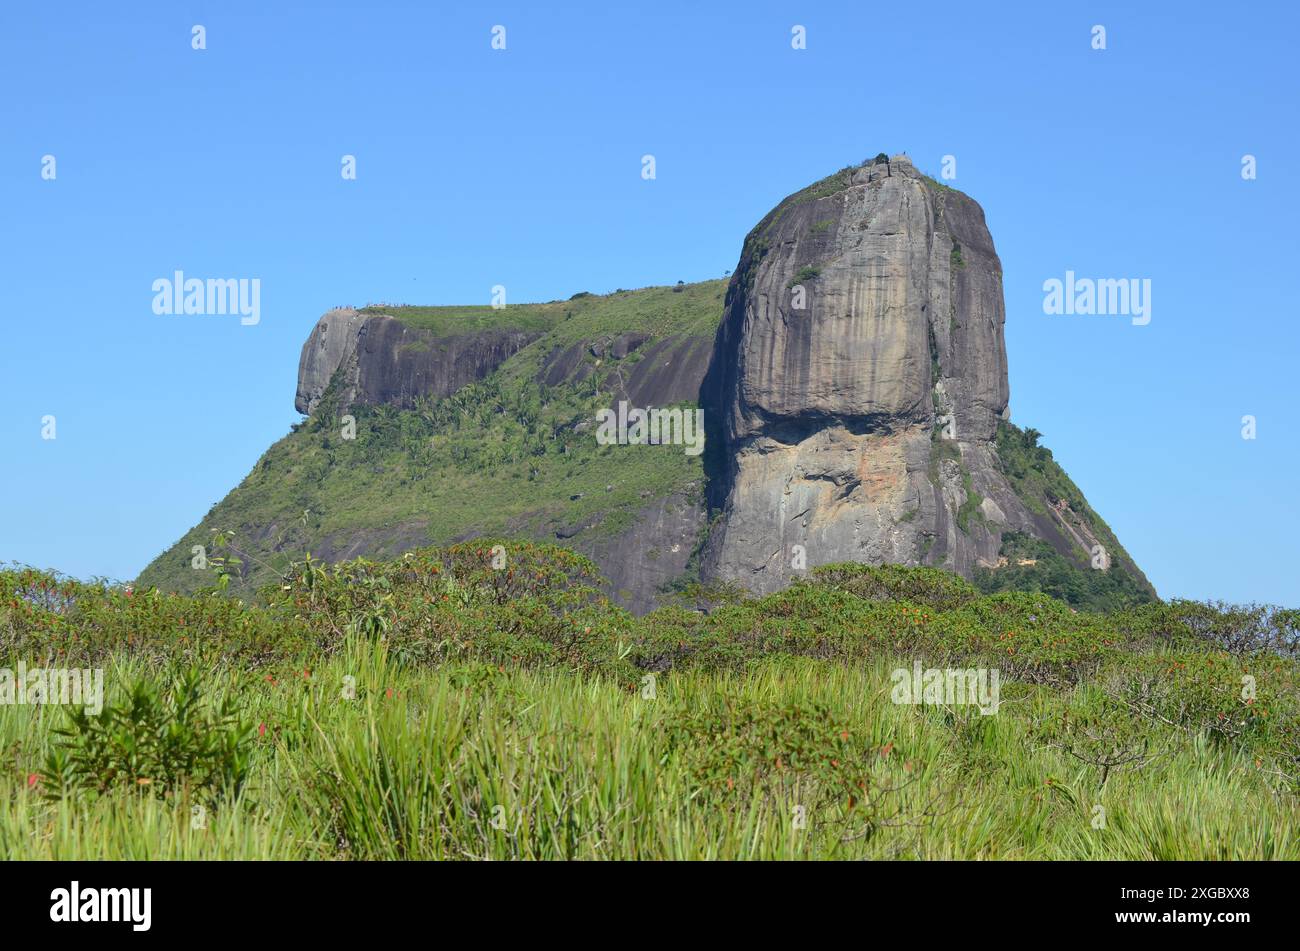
[2,544,1297,859]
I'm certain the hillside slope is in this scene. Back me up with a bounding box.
[138,281,723,612]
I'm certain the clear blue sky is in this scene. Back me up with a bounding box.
[2,1,1296,606]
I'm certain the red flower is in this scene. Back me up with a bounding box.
[257,723,267,737]
[27,773,39,789]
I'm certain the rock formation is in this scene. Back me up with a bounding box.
[698,155,1136,594]
[296,308,540,415]
[139,155,1154,612]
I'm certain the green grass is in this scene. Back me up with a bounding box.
[3,551,1297,859]
[370,279,726,345]
[4,652,1294,860]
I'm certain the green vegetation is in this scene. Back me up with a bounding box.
[372,279,725,345]
[996,422,1076,516]
[137,281,726,597]
[993,420,1148,587]
[977,421,1156,612]
[976,532,1156,614]
[956,468,984,534]
[359,301,559,338]
[3,550,1297,859]
[927,430,960,486]
[927,319,943,382]
[40,669,254,805]
[950,241,966,269]
[787,265,822,288]
[920,173,956,194]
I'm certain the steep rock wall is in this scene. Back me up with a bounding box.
[295,308,540,415]
[700,155,1063,593]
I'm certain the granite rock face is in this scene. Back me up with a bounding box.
[700,155,1054,593]
[295,308,540,415]
[296,308,368,415]
[571,486,706,615]
[535,333,713,407]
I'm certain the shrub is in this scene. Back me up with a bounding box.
[1108,650,1292,748]
[787,265,822,288]
[40,668,254,804]
[1140,600,1300,657]
[811,563,978,612]
[1031,686,1168,788]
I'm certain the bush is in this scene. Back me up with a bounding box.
[787,265,822,288]
[811,563,978,612]
[1110,651,1291,748]
[40,668,254,804]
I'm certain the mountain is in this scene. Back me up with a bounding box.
[137,154,1155,613]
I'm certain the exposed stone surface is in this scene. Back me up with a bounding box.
[536,333,712,407]
[296,308,367,415]
[295,309,540,414]
[571,487,705,615]
[698,155,1090,594]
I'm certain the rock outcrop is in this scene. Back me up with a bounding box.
[572,487,706,615]
[536,333,713,407]
[296,308,540,414]
[698,155,1117,594]
[143,159,1153,612]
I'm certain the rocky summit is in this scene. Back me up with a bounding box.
[703,154,1016,590]
[137,155,1155,613]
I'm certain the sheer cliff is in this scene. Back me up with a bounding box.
[700,155,1150,600]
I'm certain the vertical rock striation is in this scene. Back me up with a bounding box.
[700,155,1088,593]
